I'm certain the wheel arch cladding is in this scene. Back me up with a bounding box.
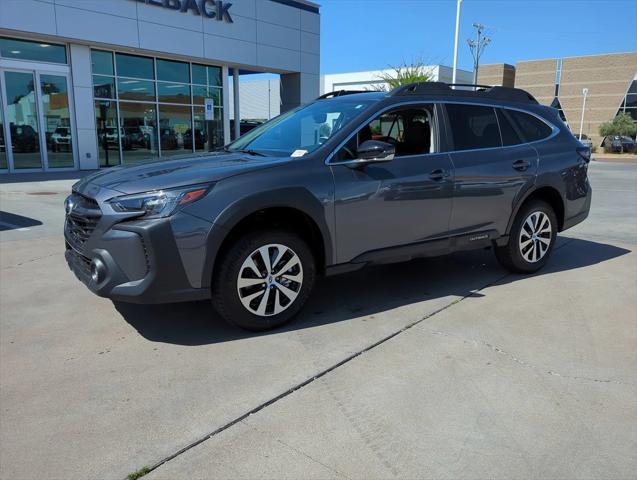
[507,185,565,234]
[201,188,332,288]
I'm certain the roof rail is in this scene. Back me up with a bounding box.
[390,82,538,104]
[317,90,369,99]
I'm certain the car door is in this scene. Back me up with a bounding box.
[329,104,454,264]
[443,103,539,238]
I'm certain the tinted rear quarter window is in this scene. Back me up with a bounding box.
[445,104,501,151]
[496,109,524,146]
[507,110,553,142]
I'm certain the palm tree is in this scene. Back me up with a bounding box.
[373,60,434,91]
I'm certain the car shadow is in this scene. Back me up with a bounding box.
[0,211,44,231]
[114,237,631,346]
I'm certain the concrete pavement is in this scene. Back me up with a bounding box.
[0,162,635,479]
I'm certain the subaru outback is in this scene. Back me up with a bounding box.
[65,82,591,330]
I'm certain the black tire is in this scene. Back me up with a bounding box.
[495,199,557,273]
[211,229,316,331]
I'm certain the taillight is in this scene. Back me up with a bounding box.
[576,146,591,163]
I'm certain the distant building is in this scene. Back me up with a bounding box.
[476,63,515,88]
[478,52,637,146]
[320,65,474,93]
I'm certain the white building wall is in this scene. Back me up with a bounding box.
[0,0,320,76]
[229,78,281,121]
[69,44,98,170]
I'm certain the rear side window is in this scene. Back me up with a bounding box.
[496,109,524,146]
[507,109,553,142]
[445,104,501,151]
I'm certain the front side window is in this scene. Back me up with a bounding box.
[227,98,377,157]
[333,105,435,162]
[445,103,501,151]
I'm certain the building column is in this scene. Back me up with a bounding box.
[233,68,240,140]
[280,73,320,113]
[221,66,230,145]
[69,44,98,170]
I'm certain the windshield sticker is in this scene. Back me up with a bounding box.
[291,149,308,157]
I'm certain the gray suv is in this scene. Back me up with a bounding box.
[65,82,592,330]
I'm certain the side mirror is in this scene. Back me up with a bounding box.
[351,140,395,167]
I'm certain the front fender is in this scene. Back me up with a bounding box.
[198,187,334,288]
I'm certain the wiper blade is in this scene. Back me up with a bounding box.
[237,148,267,157]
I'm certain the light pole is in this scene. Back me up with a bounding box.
[467,23,491,87]
[579,87,589,140]
[452,0,462,85]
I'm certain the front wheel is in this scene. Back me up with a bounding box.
[495,199,557,273]
[211,230,316,331]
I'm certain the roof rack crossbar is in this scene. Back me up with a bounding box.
[317,90,369,100]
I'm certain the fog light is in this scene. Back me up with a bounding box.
[90,258,106,283]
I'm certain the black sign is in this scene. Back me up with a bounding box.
[133,0,233,23]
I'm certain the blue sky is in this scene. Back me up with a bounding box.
[319,0,637,74]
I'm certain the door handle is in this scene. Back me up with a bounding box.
[429,168,449,181]
[512,159,531,171]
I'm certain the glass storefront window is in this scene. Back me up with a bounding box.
[119,102,158,164]
[192,85,222,107]
[0,94,6,170]
[4,71,42,169]
[91,50,114,76]
[158,105,192,157]
[194,106,224,152]
[157,83,191,104]
[0,37,67,64]
[625,94,637,109]
[90,49,224,166]
[116,53,154,80]
[117,79,155,102]
[93,75,116,99]
[192,64,221,87]
[157,59,190,83]
[41,74,74,168]
[94,100,121,167]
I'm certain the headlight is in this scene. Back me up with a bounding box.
[108,183,213,219]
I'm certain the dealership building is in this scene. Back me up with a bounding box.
[478,52,637,146]
[0,0,320,174]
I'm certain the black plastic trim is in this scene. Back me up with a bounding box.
[270,0,319,14]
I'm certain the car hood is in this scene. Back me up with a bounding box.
[75,152,293,195]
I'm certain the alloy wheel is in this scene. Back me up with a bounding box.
[518,211,552,263]
[237,243,304,316]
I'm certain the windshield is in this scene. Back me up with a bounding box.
[227,97,376,157]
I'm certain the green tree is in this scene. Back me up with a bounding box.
[373,60,433,91]
[598,112,637,138]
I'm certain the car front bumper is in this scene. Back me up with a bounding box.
[65,212,213,304]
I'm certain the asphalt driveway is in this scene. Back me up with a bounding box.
[0,162,635,480]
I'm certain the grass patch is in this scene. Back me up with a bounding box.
[127,467,151,480]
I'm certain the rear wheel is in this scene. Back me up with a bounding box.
[495,199,557,273]
[211,230,316,331]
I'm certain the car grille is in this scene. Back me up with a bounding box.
[65,194,102,251]
[65,244,92,278]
